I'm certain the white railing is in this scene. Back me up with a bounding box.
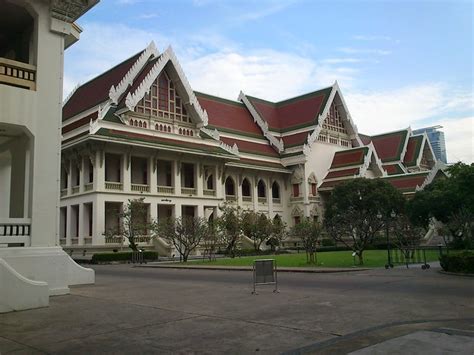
[181,187,197,195]
[0,57,36,90]
[105,182,123,191]
[84,237,93,245]
[71,186,80,194]
[60,189,68,197]
[84,183,93,192]
[225,195,237,201]
[105,236,124,244]
[290,196,304,202]
[272,198,281,204]
[0,218,31,246]
[131,183,150,193]
[258,197,267,204]
[242,196,253,202]
[203,189,216,196]
[157,185,174,194]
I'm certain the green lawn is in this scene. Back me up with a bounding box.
[190,250,442,268]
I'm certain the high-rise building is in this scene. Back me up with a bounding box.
[413,126,447,163]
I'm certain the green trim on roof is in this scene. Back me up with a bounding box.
[102,108,122,123]
[207,125,266,140]
[381,171,429,181]
[404,135,424,167]
[372,129,409,163]
[94,128,236,157]
[281,151,304,158]
[195,91,244,107]
[332,147,369,169]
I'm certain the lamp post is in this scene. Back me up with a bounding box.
[378,210,396,269]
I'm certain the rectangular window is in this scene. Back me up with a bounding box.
[294,216,301,225]
[311,183,317,196]
[293,184,300,197]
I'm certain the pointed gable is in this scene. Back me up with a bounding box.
[371,129,409,163]
[382,172,429,195]
[245,87,332,132]
[63,50,144,120]
[403,135,424,167]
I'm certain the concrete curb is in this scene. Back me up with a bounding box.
[135,264,370,273]
[438,270,474,277]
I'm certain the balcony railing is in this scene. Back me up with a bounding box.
[272,198,281,204]
[71,186,80,194]
[60,189,68,197]
[60,238,66,246]
[0,218,31,246]
[203,189,216,196]
[309,195,320,202]
[242,196,252,202]
[84,183,93,192]
[290,196,304,202]
[258,197,267,204]
[105,236,124,244]
[0,57,36,91]
[157,185,174,194]
[225,195,237,201]
[181,187,197,195]
[131,183,150,193]
[105,181,123,191]
[84,237,93,245]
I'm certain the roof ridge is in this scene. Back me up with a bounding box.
[195,91,244,106]
[275,85,333,106]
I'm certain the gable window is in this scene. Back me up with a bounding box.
[135,71,190,123]
[311,183,317,196]
[322,101,347,134]
[293,184,300,197]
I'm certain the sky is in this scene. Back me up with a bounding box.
[65,0,473,163]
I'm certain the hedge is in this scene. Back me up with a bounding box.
[439,251,474,274]
[91,251,159,264]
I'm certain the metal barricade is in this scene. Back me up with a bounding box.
[131,249,145,264]
[252,259,278,294]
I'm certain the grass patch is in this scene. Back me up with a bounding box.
[191,250,442,268]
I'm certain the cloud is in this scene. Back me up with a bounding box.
[353,35,392,41]
[137,13,158,19]
[435,116,473,164]
[339,47,391,56]
[321,58,362,64]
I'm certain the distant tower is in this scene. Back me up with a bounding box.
[413,126,447,164]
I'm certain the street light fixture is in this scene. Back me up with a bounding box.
[378,210,396,269]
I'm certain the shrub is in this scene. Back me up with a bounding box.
[321,238,335,247]
[439,251,474,274]
[91,251,158,264]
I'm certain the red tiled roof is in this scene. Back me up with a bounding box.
[220,137,279,157]
[281,131,309,146]
[237,157,286,169]
[330,147,368,169]
[324,167,360,180]
[63,51,144,120]
[246,87,332,132]
[383,173,428,193]
[196,93,264,138]
[62,111,98,134]
[371,130,409,163]
[359,133,372,145]
[403,135,424,167]
[319,179,347,190]
[383,164,404,175]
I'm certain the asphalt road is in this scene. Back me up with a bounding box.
[0,264,473,354]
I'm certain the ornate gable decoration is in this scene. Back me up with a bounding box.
[307,172,318,184]
[291,206,303,217]
[291,165,305,184]
[109,42,159,105]
[125,46,208,127]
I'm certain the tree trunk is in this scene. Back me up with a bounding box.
[357,251,364,265]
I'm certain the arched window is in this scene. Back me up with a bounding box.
[167,126,171,132]
[190,131,194,137]
[139,121,142,128]
[272,181,280,199]
[155,124,158,130]
[206,175,214,190]
[179,128,182,134]
[241,178,251,197]
[225,176,235,197]
[130,119,134,125]
[257,180,266,198]
[134,120,138,127]
[143,122,147,128]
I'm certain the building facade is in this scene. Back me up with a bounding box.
[60,42,445,255]
[0,0,97,313]
[413,126,447,163]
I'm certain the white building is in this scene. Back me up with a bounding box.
[59,42,445,256]
[0,0,97,313]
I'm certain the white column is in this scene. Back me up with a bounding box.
[197,204,204,218]
[302,171,310,217]
[149,157,157,194]
[237,176,243,206]
[253,177,258,211]
[122,153,131,193]
[196,163,203,197]
[78,203,85,245]
[94,150,104,192]
[267,177,273,216]
[67,159,72,195]
[23,143,31,218]
[92,196,105,245]
[66,204,72,245]
[215,165,224,200]
[149,202,157,224]
[174,160,181,195]
[79,156,84,193]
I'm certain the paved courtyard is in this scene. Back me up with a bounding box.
[0,264,473,354]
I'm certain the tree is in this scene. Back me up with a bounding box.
[324,178,405,265]
[201,219,220,261]
[241,211,272,252]
[267,216,288,253]
[407,162,474,249]
[291,218,323,264]
[216,203,242,258]
[153,216,209,262]
[391,214,425,267]
[110,198,150,252]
